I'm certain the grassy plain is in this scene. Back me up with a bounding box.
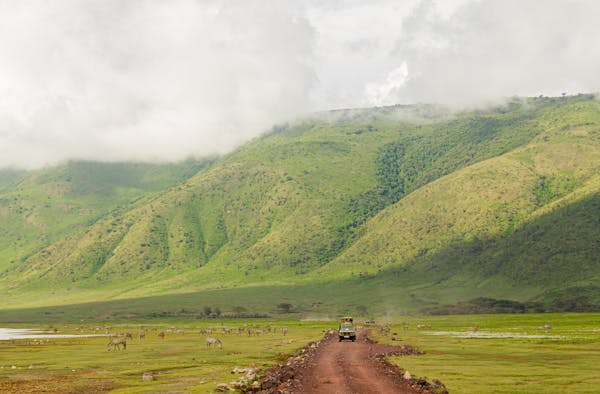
[2,314,600,393]
[378,313,600,394]
[0,319,328,393]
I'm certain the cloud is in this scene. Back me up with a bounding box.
[2,0,600,168]
[0,0,315,168]
[366,0,600,107]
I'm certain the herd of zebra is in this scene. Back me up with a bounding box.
[106,324,289,351]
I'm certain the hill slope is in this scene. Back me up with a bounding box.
[0,160,211,274]
[1,95,599,314]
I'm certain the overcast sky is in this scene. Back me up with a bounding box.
[1,0,599,168]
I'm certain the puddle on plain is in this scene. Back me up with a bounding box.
[0,328,107,341]
[424,331,564,339]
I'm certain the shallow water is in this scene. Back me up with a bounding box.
[0,328,106,340]
[425,330,564,339]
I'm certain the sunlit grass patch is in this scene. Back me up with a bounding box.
[0,318,329,393]
[376,313,600,394]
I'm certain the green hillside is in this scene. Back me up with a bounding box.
[1,95,599,315]
[0,160,211,274]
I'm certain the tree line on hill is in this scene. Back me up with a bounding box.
[421,296,600,315]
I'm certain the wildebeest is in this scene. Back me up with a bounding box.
[107,336,127,351]
[205,337,222,349]
[158,331,165,339]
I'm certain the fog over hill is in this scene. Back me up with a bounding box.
[1,0,600,168]
[1,95,599,314]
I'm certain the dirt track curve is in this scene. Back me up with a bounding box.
[256,328,447,394]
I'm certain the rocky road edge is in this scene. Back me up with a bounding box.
[239,330,448,394]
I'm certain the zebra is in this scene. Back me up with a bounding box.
[205,337,222,349]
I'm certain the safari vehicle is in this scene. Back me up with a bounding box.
[338,316,356,342]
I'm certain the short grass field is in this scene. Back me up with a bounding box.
[0,319,329,393]
[376,313,600,393]
[1,313,600,393]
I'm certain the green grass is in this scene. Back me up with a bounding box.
[376,313,600,394]
[2,313,600,393]
[0,319,328,393]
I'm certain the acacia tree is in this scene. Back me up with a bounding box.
[277,302,293,313]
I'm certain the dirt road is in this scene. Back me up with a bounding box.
[258,329,446,393]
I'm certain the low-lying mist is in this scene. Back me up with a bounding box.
[1,0,599,169]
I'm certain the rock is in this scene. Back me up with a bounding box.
[403,371,412,380]
[142,372,154,381]
[261,376,281,390]
[432,379,446,388]
[215,383,230,392]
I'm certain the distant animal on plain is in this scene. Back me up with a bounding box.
[107,337,127,351]
[205,337,222,349]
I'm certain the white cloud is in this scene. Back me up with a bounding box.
[0,0,315,168]
[371,0,600,107]
[1,0,600,168]
[365,62,410,106]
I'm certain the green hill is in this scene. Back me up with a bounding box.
[0,160,211,274]
[1,95,599,316]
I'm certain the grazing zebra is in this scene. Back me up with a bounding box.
[138,331,146,340]
[107,337,127,351]
[205,337,222,349]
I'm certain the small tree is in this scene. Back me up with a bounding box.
[214,307,222,317]
[233,306,247,314]
[203,306,212,316]
[356,305,368,316]
[277,303,293,313]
